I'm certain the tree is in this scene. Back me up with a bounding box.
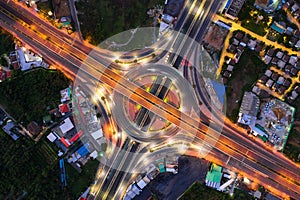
[96,113,102,118]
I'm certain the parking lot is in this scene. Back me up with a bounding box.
[136,156,210,200]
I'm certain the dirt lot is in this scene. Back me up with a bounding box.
[53,0,71,18]
[203,24,229,51]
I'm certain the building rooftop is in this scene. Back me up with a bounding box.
[265,69,272,77]
[60,87,71,103]
[47,132,57,142]
[271,72,279,81]
[59,103,70,114]
[59,117,74,135]
[205,163,223,189]
[266,79,274,88]
[255,0,282,13]
[256,99,295,150]
[225,0,245,20]
[276,51,284,59]
[239,92,260,117]
[27,121,42,136]
[267,48,275,56]
[270,22,285,34]
[164,0,185,17]
[259,75,268,84]
[77,144,90,157]
[235,32,244,40]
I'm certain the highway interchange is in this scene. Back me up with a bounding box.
[1,0,300,199]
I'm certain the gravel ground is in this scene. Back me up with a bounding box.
[135,156,210,200]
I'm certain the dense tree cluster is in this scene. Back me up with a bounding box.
[0,69,70,125]
[0,29,14,56]
[284,125,300,162]
[0,131,63,199]
[76,0,162,45]
[0,29,14,66]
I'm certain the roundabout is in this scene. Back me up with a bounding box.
[112,63,199,143]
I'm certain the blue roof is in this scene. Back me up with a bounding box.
[59,159,67,186]
[77,144,89,157]
[271,23,284,34]
[225,0,232,9]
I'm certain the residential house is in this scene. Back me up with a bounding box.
[259,75,268,84]
[267,48,275,57]
[284,64,293,73]
[271,72,279,81]
[27,121,42,136]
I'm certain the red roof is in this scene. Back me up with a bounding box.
[6,70,11,78]
[59,104,70,113]
[79,198,86,200]
[69,130,83,143]
[3,68,12,78]
[60,137,70,147]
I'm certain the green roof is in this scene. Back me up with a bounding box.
[205,164,222,183]
[62,21,71,26]
[157,158,165,172]
[159,164,165,172]
[258,135,268,142]
[212,164,222,172]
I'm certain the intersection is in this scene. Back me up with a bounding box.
[1,0,300,199]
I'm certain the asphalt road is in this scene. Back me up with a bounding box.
[1,0,300,199]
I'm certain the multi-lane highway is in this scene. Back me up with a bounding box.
[1,0,300,199]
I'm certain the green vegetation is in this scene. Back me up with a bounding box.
[284,124,300,162]
[293,98,300,122]
[238,0,269,36]
[241,21,267,36]
[0,130,99,199]
[179,182,230,200]
[283,95,300,162]
[0,28,14,66]
[0,130,61,199]
[0,29,14,56]
[100,28,156,51]
[0,69,70,125]
[225,49,268,122]
[233,189,255,200]
[179,182,256,200]
[75,0,163,45]
[66,159,99,198]
[36,0,53,14]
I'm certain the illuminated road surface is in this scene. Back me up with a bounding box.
[1,0,300,199]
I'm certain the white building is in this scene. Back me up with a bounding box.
[59,117,74,134]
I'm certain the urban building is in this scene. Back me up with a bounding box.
[237,92,260,125]
[205,163,223,190]
[224,0,245,20]
[254,0,282,13]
